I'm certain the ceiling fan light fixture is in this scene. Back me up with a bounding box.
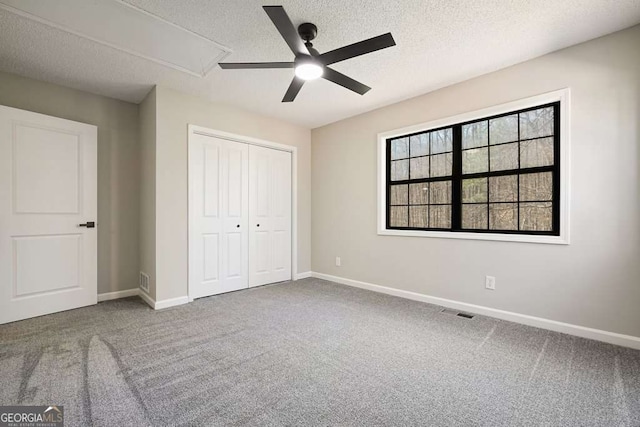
[294,62,323,80]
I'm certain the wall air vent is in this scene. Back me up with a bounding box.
[139,272,150,294]
[0,0,231,77]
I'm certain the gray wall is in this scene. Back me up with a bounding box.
[311,25,640,337]
[151,86,312,301]
[0,71,141,295]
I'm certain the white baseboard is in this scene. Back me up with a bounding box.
[98,288,139,302]
[100,287,188,311]
[294,271,312,280]
[155,296,189,310]
[138,290,155,308]
[138,291,189,310]
[311,272,640,350]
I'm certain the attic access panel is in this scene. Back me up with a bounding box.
[0,0,231,77]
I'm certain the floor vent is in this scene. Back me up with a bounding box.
[440,308,474,319]
[456,312,474,319]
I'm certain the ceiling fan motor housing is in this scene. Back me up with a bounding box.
[298,22,317,42]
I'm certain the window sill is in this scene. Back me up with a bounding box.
[378,229,569,245]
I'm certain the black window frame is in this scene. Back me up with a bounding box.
[385,101,561,236]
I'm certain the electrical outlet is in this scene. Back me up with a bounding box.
[139,272,150,293]
[335,257,341,267]
[485,276,496,290]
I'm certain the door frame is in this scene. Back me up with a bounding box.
[187,124,298,302]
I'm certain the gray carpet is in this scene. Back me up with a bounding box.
[1,278,639,426]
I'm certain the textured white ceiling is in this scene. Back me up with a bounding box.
[1,0,639,128]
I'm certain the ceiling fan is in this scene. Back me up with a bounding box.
[218,5,396,102]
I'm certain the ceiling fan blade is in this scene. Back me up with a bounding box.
[282,77,305,102]
[263,6,309,56]
[319,33,396,65]
[322,67,371,95]
[219,62,294,69]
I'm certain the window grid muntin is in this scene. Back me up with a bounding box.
[386,102,560,235]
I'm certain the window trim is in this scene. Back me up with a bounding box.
[377,88,571,245]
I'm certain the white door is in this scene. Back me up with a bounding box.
[0,105,97,324]
[189,133,249,299]
[249,145,292,287]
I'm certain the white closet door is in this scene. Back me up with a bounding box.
[189,134,248,299]
[249,145,292,287]
[0,105,97,324]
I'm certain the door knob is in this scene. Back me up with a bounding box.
[79,221,96,228]
[257,224,260,227]
[236,224,240,228]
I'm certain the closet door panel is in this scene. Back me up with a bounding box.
[249,145,292,287]
[221,141,249,292]
[271,150,292,281]
[189,135,248,299]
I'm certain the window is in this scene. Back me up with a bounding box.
[379,90,569,244]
